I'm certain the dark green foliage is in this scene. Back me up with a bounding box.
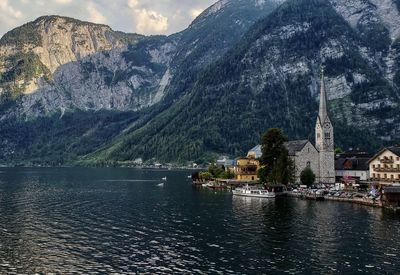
[0,110,140,166]
[0,22,42,47]
[259,129,294,185]
[86,0,396,165]
[300,167,315,187]
[0,51,51,96]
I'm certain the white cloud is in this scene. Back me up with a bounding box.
[0,0,23,35]
[189,8,203,19]
[53,0,73,5]
[127,0,139,8]
[87,2,107,24]
[0,0,23,19]
[134,8,168,34]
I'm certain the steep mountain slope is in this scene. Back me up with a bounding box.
[89,0,400,164]
[0,0,282,165]
[0,16,178,118]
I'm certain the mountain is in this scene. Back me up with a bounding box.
[0,0,282,165]
[87,0,400,164]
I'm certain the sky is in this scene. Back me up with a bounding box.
[0,0,217,37]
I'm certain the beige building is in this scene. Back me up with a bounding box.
[369,147,400,185]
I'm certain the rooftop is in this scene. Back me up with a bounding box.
[284,140,309,156]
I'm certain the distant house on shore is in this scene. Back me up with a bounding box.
[234,157,260,181]
[335,151,371,183]
[369,146,400,185]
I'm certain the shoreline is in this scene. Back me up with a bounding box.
[287,191,400,211]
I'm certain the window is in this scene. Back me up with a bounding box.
[378,164,381,168]
[325,132,330,138]
[384,174,387,178]
[373,164,375,168]
[391,175,394,179]
[372,173,376,178]
[307,161,311,168]
[390,156,393,160]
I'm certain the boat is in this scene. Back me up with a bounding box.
[162,177,167,181]
[202,181,215,188]
[232,185,275,198]
[157,183,165,187]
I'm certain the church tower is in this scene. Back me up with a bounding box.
[315,69,335,184]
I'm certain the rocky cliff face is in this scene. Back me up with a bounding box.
[0,16,175,117]
[90,0,400,163]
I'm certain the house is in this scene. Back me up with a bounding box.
[335,153,370,182]
[216,156,235,169]
[234,157,260,181]
[285,140,320,184]
[369,146,400,185]
[247,145,262,159]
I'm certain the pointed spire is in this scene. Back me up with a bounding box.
[318,67,328,123]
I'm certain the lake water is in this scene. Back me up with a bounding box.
[0,167,399,274]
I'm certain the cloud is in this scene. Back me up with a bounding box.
[87,2,107,24]
[127,0,139,8]
[0,0,217,38]
[134,8,168,34]
[189,8,204,19]
[53,0,73,5]
[0,0,23,34]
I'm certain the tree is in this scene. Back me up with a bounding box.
[259,128,294,185]
[300,167,316,187]
[335,147,343,154]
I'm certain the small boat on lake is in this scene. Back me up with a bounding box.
[162,177,167,181]
[232,185,275,198]
[157,183,165,187]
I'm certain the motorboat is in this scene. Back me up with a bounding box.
[232,185,275,198]
[157,183,165,187]
[162,177,167,181]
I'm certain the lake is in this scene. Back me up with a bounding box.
[0,167,399,274]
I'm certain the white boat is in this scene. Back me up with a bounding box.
[162,177,167,181]
[232,185,275,198]
[157,183,165,187]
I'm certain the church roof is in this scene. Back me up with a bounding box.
[284,140,310,156]
[248,145,262,158]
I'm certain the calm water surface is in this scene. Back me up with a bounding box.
[0,167,399,274]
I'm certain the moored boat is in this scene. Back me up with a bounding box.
[232,185,275,198]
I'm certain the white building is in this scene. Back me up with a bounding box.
[369,147,400,185]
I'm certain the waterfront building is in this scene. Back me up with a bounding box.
[285,140,320,184]
[335,151,371,182]
[216,156,235,169]
[244,69,335,184]
[234,157,260,181]
[369,146,400,185]
[247,145,262,159]
[315,69,335,184]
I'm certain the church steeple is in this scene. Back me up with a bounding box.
[318,68,328,124]
[315,66,335,184]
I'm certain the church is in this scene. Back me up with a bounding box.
[285,70,335,184]
[247,70,335,184]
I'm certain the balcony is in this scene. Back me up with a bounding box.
[374,167,400,173]
[380,158,394,164]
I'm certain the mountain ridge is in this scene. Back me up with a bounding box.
[0,0,399,166]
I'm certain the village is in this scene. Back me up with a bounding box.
[192,71,400,211]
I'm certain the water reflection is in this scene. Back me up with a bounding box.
[0,168,399,274]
